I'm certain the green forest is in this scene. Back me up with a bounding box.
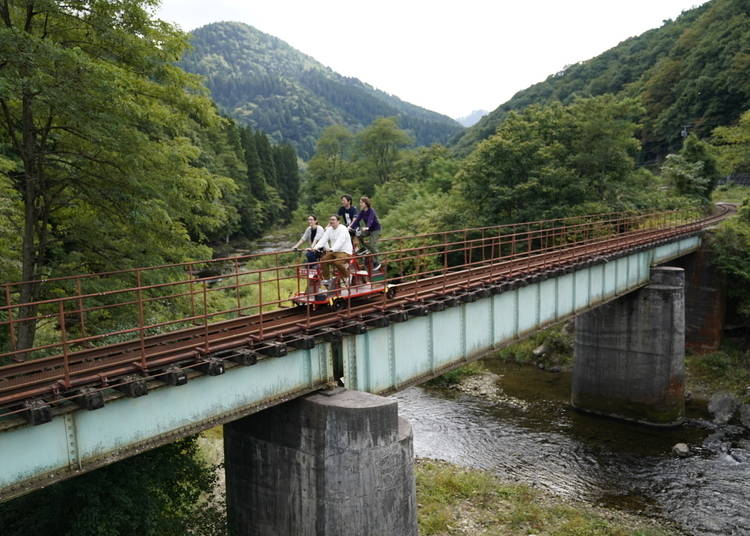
[1,0,750,534]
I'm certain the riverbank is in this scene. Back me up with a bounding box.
[411,350,750,535]
[416,459,678,536]
[196,428,678,536]
[479,323,750,405]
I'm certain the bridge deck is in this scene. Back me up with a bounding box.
[0,206,734,500]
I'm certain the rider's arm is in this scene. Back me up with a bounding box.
[361,209,375,230]
[348,211,362,229]
[311,226,331,250]
[292,228,310,250]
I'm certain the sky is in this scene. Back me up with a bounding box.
[155,0,708,120]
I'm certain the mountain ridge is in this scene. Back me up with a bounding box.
[179,22,463,159]
[451,0,748,159]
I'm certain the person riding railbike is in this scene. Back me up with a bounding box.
[309,215,353,288]
[292,215,325,264]
[348,196,381,270]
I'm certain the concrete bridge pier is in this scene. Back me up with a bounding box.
[572,266,685,425]
[670,245,726,352]
[223,389,418,536]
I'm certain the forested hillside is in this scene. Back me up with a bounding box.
[179,22,463,159]
[452,0,750,160]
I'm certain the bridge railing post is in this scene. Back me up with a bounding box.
[234,258,241,318]
[257,270,263,339]
[4,284,16,353]
[58,301,71,389]
[136,270,147,369]
[75,278,87,343]
[202,279,211,353]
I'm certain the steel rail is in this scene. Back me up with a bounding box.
[0,207,731,414]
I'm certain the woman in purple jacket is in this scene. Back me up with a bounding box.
[348,196,382,270]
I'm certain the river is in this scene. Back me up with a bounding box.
[232,235,749,534]
[393,361,750,536]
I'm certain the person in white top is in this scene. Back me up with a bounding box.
[292,215,325,264]
[309,215,353,286]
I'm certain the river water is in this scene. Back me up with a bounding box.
[393,361,750,536]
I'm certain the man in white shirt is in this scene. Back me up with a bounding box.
[310,215,353,286]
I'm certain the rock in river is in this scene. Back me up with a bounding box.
[707,392,739,425]
[672,443,690,457]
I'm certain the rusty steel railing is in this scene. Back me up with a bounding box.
[0,207,727,418]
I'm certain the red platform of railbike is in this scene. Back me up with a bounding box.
[291,256,390,308]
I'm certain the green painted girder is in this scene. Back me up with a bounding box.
[0,345,333,500]
[342,235,701,393]
[0,234,699,500]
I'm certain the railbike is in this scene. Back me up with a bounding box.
[291,251,395,310]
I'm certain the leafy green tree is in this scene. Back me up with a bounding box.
[394,145,460,194]
[713,109,750,174]
[273,143,300,214]
[708,200,750,321]
[0,436,225,536]
[661,133,720,200]
[660,154,711,199]
[0,1,230,349]
[304,125,355,202]
[189,115,247,244]
[354,117,414,193]
[456,96,657,225]
[680,133,721,195]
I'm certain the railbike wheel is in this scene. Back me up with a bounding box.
[386,286,397,299]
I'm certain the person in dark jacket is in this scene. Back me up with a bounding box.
[348,196,381,270]
[337,194,358,229]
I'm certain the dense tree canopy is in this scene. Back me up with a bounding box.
[0,2,302,349]
[0,0,238,348]
[456,96,660,225]
[301,117,413,217]
[708,201,750,320]
[660,134,721,201]
[713,109,750,174]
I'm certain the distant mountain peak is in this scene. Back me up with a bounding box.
[455,110,488,127]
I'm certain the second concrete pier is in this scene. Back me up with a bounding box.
[572,267,686,425]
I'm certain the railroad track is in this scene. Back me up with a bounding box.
[0,205,733,417]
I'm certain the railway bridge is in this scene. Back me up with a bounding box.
[0,207,732,534]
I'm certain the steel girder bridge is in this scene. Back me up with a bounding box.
[0,206,733,500]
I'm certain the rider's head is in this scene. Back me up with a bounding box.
[329,215,340,228]
[340,194,352,208]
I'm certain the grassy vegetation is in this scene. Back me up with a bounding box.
[416,460,677,536]
[426,361,487,388]
[711,183,750,205]
[496,325,574,368]
[686,342,750,401]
